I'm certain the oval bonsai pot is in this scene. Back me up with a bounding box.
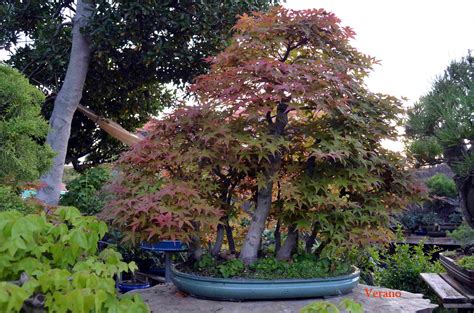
[440,253,474,289]
[171,267,360,301]
[117,280,151,293]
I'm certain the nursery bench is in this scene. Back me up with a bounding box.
[421,273,474,312]
[395,235,461,248]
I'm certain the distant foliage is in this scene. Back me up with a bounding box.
[406,137,443,165]
[0,207,148,312]
[60,167,111,215]
[426,173,457,197]
[0,65,54,188]
[448,223,474,248]
[374,241,443,294]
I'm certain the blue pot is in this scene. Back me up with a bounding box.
[140,240,187,252]
[117,281,151,293]
[171,267,360,301]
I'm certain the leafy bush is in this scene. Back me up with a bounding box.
[300,299,363,313]
[374,241,443,294]
[407,137,443,165]
[457,256,474,270]
[448,223,474,247]
[0,65,54,188]
[426,173,457,198]
[60,167,111,215]
[0,207,148,312]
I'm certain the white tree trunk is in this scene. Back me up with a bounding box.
[38,0,93,205]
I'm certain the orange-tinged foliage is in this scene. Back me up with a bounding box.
[109,7,425,257]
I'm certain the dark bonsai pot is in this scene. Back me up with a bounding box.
[171,267,360,301]
[414,229,428,236]
[117,280,151,293]
[439,252,474,289]
[141,240,186,251]
[427,230,446,237]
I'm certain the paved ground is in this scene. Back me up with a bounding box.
[133,283,438,313]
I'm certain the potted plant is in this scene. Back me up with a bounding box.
[117,274,151,293]
[108,7,423,300]
[440,224,474,288]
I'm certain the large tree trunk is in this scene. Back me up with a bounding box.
[37,0,93,205]
[276,224,298,261]
[239,101,288,265]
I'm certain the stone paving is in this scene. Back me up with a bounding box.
[133,283,438,313]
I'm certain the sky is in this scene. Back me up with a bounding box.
[285,0,474,151]
[2,1,473,151]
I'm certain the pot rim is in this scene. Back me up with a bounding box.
[171,265,360,284]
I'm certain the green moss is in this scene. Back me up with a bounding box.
[186,253,352,279]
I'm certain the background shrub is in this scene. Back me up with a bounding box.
[0,65,53,188]
[60,166,111,215]
[426,173,457,198]
[374,241,443,294]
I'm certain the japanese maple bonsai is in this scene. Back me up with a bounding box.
[107,6,422,299]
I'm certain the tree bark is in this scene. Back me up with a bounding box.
[37,0,93,205]
[225,220,236,254]
[274,219,281,254]
[239,101,288,265]
[277,224,298,261]
[444,144,474,227]
[455,175,474,227]
[211,223,225,256]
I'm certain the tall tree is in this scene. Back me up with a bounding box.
[37,0,93,204]
[406,56,474,227]
[0,0,277,204]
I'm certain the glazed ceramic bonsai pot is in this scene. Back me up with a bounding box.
[171,267,360,301]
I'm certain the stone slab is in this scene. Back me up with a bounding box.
[132,283,437,313]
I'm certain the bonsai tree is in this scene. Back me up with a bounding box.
[109,7,422,267]
[406,56,474,227]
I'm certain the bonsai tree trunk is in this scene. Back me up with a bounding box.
[444,144,474,227]
[276,224,298,261]
[239,101,288,265]
[274,219,282,254]
[455,175,474,227]
[225,220,236,254]
[211,224,225,256]
[37,0,93,205]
